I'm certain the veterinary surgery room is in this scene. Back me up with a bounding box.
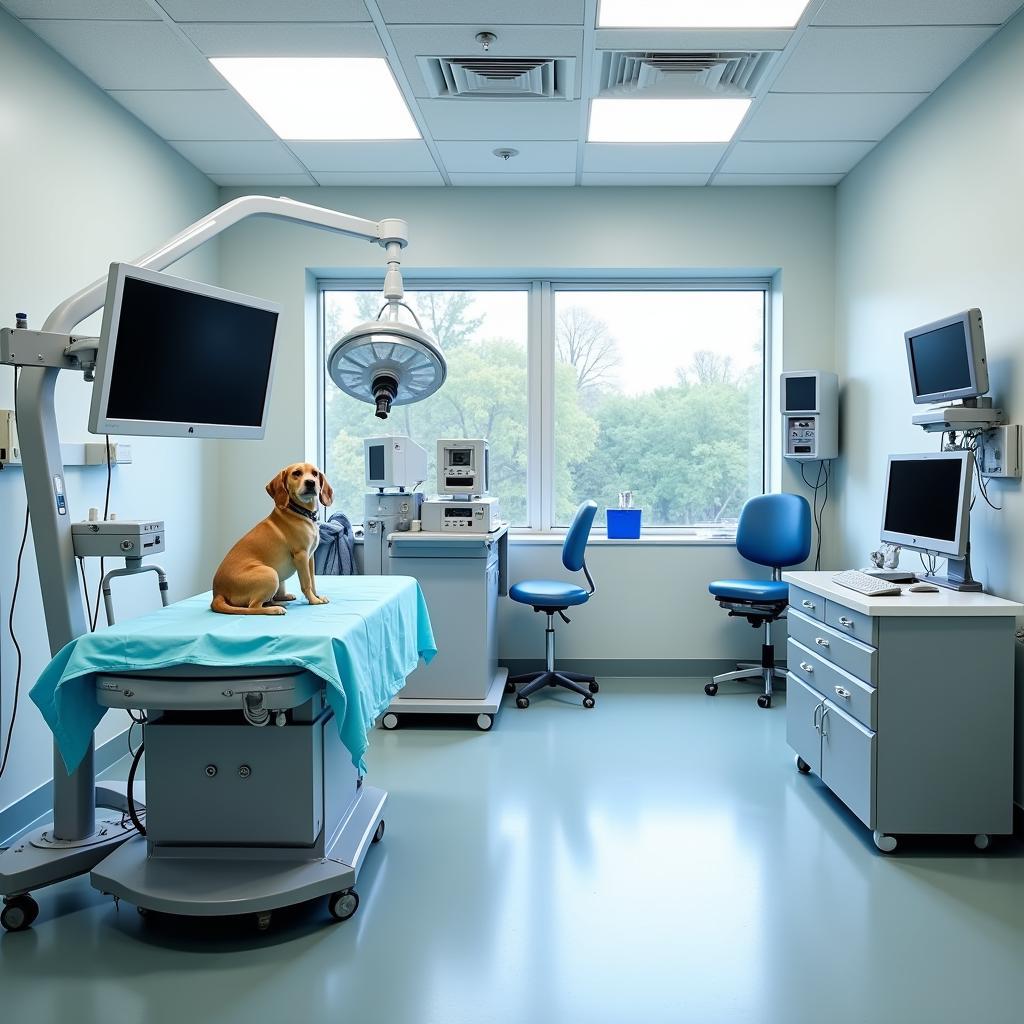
[4,1,1024,1021]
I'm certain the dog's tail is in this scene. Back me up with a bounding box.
[211,594,283,615]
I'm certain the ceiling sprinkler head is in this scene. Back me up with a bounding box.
[475,31,497,51]
[493,148,519,162]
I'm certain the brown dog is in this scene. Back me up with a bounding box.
[211,462,334,615]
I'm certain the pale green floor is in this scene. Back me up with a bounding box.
[2,678,1023,1024]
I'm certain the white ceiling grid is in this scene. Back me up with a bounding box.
[4,0,1022,186]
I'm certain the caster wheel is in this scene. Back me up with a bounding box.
[381,712,399,730]
[516,696,529,709]
[757,694,772,709]
[588,681,599,694]
[873,831,898,853]
[505,680,516,694]
[704,682,719,696]
[583,696,596,709]
[1,894,39,932]
[328,889,359,923]
[255,911,272,932]
[974,834,990,851]
[476,713,493,731]
[795,756,811,774]
[372,819,385,844]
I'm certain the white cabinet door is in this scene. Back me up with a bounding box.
[786,674,825,775]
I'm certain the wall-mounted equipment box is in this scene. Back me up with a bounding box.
[781,371,839,461]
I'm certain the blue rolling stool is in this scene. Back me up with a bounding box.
[508,500,599,709]
[705,492,811,708]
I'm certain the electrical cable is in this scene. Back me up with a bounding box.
[800,460,830,570]
[126,741,146,837]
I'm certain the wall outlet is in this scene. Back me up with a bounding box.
[85,441,133,465]
[0,409,20,465]
[979,425,1021,478]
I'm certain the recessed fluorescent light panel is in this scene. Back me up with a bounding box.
[598,0,811,29]
[589,98,751,143]
[210,58,420,140]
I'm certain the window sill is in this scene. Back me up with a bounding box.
[509,533,737,547]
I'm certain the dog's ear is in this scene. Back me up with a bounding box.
[266,469,289,508]
[318,470,334,507]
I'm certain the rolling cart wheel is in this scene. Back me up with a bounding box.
[373,820,386,843]
[583,696,596,709]
[505,680,516,694]
[516,696,530,709]
[588,681,599,694]
[757,694,772,709]
[328,889,359,923]
[381,713,399,730]
[255,911,272,932]
[974,834,990,851]
[795,756,811,774]
[704,682,719,696]
[476,713,493,731]
[873,831,898,853]
[1,894,39,932]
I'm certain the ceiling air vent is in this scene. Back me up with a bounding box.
[418,56,576,100]
[596,50,777,99]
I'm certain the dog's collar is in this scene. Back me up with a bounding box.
[286,500,319,523]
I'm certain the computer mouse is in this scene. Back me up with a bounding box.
[908,583,940,593]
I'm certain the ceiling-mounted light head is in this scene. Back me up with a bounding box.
[327,303,447,420]
[475,31,498,51]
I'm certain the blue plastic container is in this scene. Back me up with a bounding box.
[606,508,642,539]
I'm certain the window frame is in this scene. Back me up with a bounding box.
[318,276,771,539]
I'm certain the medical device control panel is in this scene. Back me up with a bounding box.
[437,438,489,496]
[421,496,501,534]
[72,518,165,560]
[781,371,838,461]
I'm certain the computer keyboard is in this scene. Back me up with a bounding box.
[831,570,903,596]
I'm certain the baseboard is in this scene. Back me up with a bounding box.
[0,729,130,847]
[501,658,737,678]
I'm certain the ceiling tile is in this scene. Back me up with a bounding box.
[773,26,999,93]
[418,99,580,141]
[447,173,576,186]
[722,141,874,173]
[312,171,445,185]
[581,172,711,185]
[24,20,225,89]
[389,25,584,97]
[713,173,844,185]
[287,140,437,172]
[743,92,928,141]
[436,141,577,173]
[109,89,276,141]
[207,172,318,186]
[594,28,793,52]
[182,21,384,57]
[814,1,1023,26]
[377,1,585,24]
[169,140,306,174]
[7,1,158,17]
[158,1,370,20]
[584,144,726,173]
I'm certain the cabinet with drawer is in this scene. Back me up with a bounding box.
[783,572,1019,853]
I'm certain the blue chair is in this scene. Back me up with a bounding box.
[706,493,812,709]
[508,500,599,709]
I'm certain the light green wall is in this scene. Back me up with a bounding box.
[0,9,219,813]
[836,11,1024,801]
[216,184,837,661]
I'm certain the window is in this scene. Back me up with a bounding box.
[321,281,767,537]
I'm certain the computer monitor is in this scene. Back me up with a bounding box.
[904,309,988,405]
[89,263,280,439]
[879,451,972,559]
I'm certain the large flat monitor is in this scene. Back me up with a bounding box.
[89,264,280,439]
[879,451,972,559]
[904,308,988,405]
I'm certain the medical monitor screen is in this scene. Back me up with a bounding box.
[449,449,472,467]
[883,458,963,544]
[91,265,280,439]
[908,323,972,399]
[784,376,816,413]
[367,444,385,481]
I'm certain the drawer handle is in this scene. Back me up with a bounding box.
[820,708,830,738]
[800,662,814,673]
[838,616,854,628]
[812,703,823,732]
[801,599,815,609]
[834,685,851,700]
[814,637,830,648]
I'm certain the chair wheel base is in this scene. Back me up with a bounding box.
[583,695,596,709]
[516,696,530,709]
[704,682,719,696]
[757,694,772,709]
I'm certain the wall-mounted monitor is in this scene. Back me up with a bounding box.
[89,263,280,439]
[904,308,988,405]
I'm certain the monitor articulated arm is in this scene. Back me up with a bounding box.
[17,195,411,843]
